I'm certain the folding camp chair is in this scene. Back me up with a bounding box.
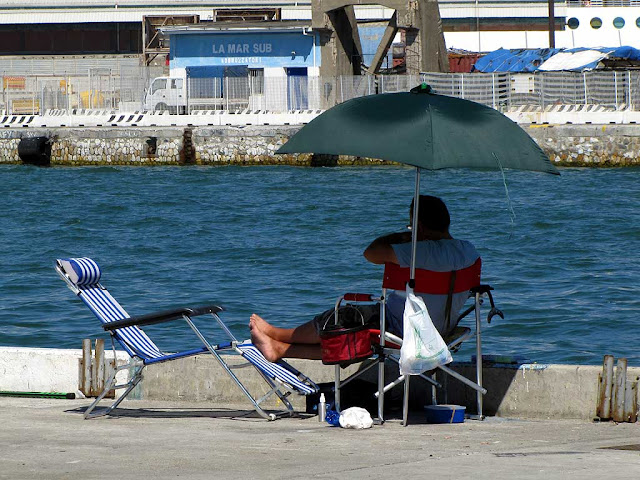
[56,257,318,420]
[333,258,503,425]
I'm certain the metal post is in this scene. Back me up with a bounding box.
[402,375,410,426]
[628,71,632,110]
[492,73,496,109]
[475,0,480,52]
[335,364,341,412]
[409,168,421,282]
[186,75,190,114]
[583,72,588,106]
[548,0,555,48]
[475,292,483,418]
[225,76,229,111]
[67,76,71,114]
[378,287,386,423]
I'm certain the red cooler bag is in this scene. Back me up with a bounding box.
[319,306,374,366]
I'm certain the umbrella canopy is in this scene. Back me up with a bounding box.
[277,84,559,175]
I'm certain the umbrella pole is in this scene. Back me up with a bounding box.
[409,167,421,288]
[402,167,420,427]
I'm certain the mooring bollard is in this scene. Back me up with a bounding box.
[80,339,92,396]
[596,354,615,420]
[596,355,638,423]
[79,339,114,398]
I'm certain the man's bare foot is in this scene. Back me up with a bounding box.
[249,313,277,337]
[250,324,286,363]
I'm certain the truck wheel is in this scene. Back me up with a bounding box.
[155,103,169,112]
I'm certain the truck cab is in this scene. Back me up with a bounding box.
[144,76,186,113]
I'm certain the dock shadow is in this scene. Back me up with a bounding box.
[64,405,315,421]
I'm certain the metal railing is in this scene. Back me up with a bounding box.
[1,69,638,115]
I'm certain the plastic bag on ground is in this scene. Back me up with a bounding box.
[339,407,373,429]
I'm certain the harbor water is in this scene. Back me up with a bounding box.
[1,165,638,365]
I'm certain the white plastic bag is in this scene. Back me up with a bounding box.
[339,407,373,429]
[399,285,452,375]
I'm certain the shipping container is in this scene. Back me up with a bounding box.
[448,54,482,73]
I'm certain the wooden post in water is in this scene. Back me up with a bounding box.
[624,378,638,423]
[80,339,92,396]
[80,339,112,398]
[94,339,105,397]
[612,358,627,422]
[596,355,614,420]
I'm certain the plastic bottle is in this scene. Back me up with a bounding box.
[325,409,341,427]
[318,393,326,422]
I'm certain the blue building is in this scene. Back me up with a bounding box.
[162,23,321,109]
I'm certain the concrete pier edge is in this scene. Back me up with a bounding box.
[1,122,640,167]
[2,346,637,420]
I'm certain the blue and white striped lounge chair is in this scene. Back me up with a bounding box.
[56,257,318,420]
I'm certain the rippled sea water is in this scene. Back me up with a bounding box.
[1,165,638,365]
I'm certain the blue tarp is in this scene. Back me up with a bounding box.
[473,48,561,73]
[473,46,640,73]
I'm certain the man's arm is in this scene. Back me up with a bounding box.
[363,231,412,265]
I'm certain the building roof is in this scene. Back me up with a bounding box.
[160,20,311,34]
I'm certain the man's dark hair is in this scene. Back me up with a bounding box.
[410,195,450,232]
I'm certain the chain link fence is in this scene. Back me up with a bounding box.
[421,71,640,111]
[1,64,639,115]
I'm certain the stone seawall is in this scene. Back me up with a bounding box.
[531,124,640,167]
[0,124,639,167]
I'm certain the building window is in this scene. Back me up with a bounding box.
[567,17,580,29]
[590,17,602,29]
[613,17,625,29]
[249,69,264,95]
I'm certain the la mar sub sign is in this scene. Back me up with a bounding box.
[212,43,273,55]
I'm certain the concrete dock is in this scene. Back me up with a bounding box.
[1,396,639,479]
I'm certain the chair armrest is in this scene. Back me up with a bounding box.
[103,304,224,331]
[342,293,374,302]
[470,284,494,294]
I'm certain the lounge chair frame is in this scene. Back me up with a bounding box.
[56,259,318,420]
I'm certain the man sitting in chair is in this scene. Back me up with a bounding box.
[250,195,479,363]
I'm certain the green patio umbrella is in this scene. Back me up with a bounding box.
[278,84,558,174]
[277,84,559,281]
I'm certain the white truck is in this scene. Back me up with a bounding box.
[143,76,187,113]
[143,68,252,113]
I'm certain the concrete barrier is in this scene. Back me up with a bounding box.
[1,108,639,130]
[0,346,128,398]
[1,346,638,419]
